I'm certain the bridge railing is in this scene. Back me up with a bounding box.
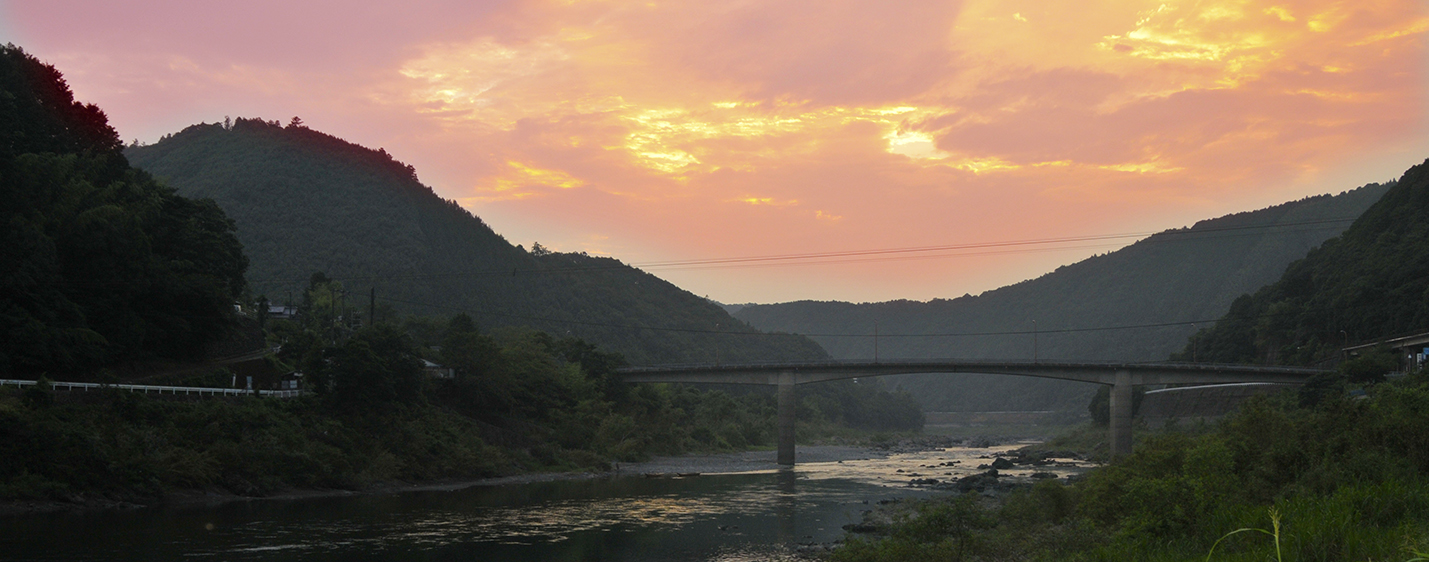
[0,379,305,399]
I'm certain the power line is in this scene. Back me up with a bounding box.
[625,221,1351,272]
[627,217,1354,269]
[244,216,1358,287]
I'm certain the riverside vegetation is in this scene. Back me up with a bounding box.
[1,310,923,502]
[832,365,1429,562]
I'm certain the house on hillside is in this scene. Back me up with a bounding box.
[278,372,303,390]
[228,354,297,391]
[423,359,454,379]
[268,305,298,321]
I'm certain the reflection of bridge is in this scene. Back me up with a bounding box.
[617,360,1327,464]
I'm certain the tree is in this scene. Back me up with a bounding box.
[328,325,424,410]
[301,272,345,340]
[440,315,499,381]
[0,45,247,374]
[256,295,271,328]
[1340,346,1398,386]
[554,336,629,401]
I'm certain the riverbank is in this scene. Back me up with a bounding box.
[614,445,892,476]
[0,432,1054,518]
[3,445,1009,562]
[0,444,903,517]
[1,434,1108,561]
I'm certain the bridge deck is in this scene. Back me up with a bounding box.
[615,359,1325,463]
[617,359,1325,386]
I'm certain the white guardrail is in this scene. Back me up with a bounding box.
[0,379,304,399]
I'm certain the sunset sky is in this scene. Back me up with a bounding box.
[3,0,1426,304]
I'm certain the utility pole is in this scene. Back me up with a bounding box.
[1032,319,1038,363]
[874,322,879,363]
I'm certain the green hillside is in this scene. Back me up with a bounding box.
[734,183,1390,412]
[126,119,824,365]
[0,45,247,376]
[1182,158,1429,365]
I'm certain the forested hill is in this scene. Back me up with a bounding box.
[1182,158,1429,366]
[126,119,824,364]
[0,45,247,376]
[734,182,1390,412]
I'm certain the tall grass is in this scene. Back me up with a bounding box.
[1205,507,1281,562]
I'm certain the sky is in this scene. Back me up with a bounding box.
[3,0,1426,304]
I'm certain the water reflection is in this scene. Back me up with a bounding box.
[776,468,798,543]
[0,445,1093,561]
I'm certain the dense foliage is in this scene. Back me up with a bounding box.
[0,45,247,375]
[125,119,825,365]
[736,185,1388,412]
[1179,158,1429,366]
[834,369,1429,562]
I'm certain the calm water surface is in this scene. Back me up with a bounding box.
[2,445,1087,561]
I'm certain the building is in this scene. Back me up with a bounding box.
[267,304,298,321]
[422,359,454,379]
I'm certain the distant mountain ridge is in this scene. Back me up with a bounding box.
[734,182,1391,412]
[126,118,825,365]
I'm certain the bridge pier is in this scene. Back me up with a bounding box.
[1109,370,1133,459]
[777,372,796,465]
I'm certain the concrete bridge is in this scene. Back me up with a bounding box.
[616,360,1326,464]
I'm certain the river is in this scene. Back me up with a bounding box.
[1,444,1092,561]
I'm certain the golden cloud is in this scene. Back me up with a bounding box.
[735,197,799,207]
[475,160,586,201]
[379,0,1422,301]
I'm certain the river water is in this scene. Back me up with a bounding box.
[2,444,1091,561]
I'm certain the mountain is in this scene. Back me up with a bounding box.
[1182,158,1429,366]
[0,45,247,375]
[734,183,1391,412]
[125,118,824,365]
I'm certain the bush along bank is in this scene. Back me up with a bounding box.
[830,368,1429,562]
[0,316,924,506]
